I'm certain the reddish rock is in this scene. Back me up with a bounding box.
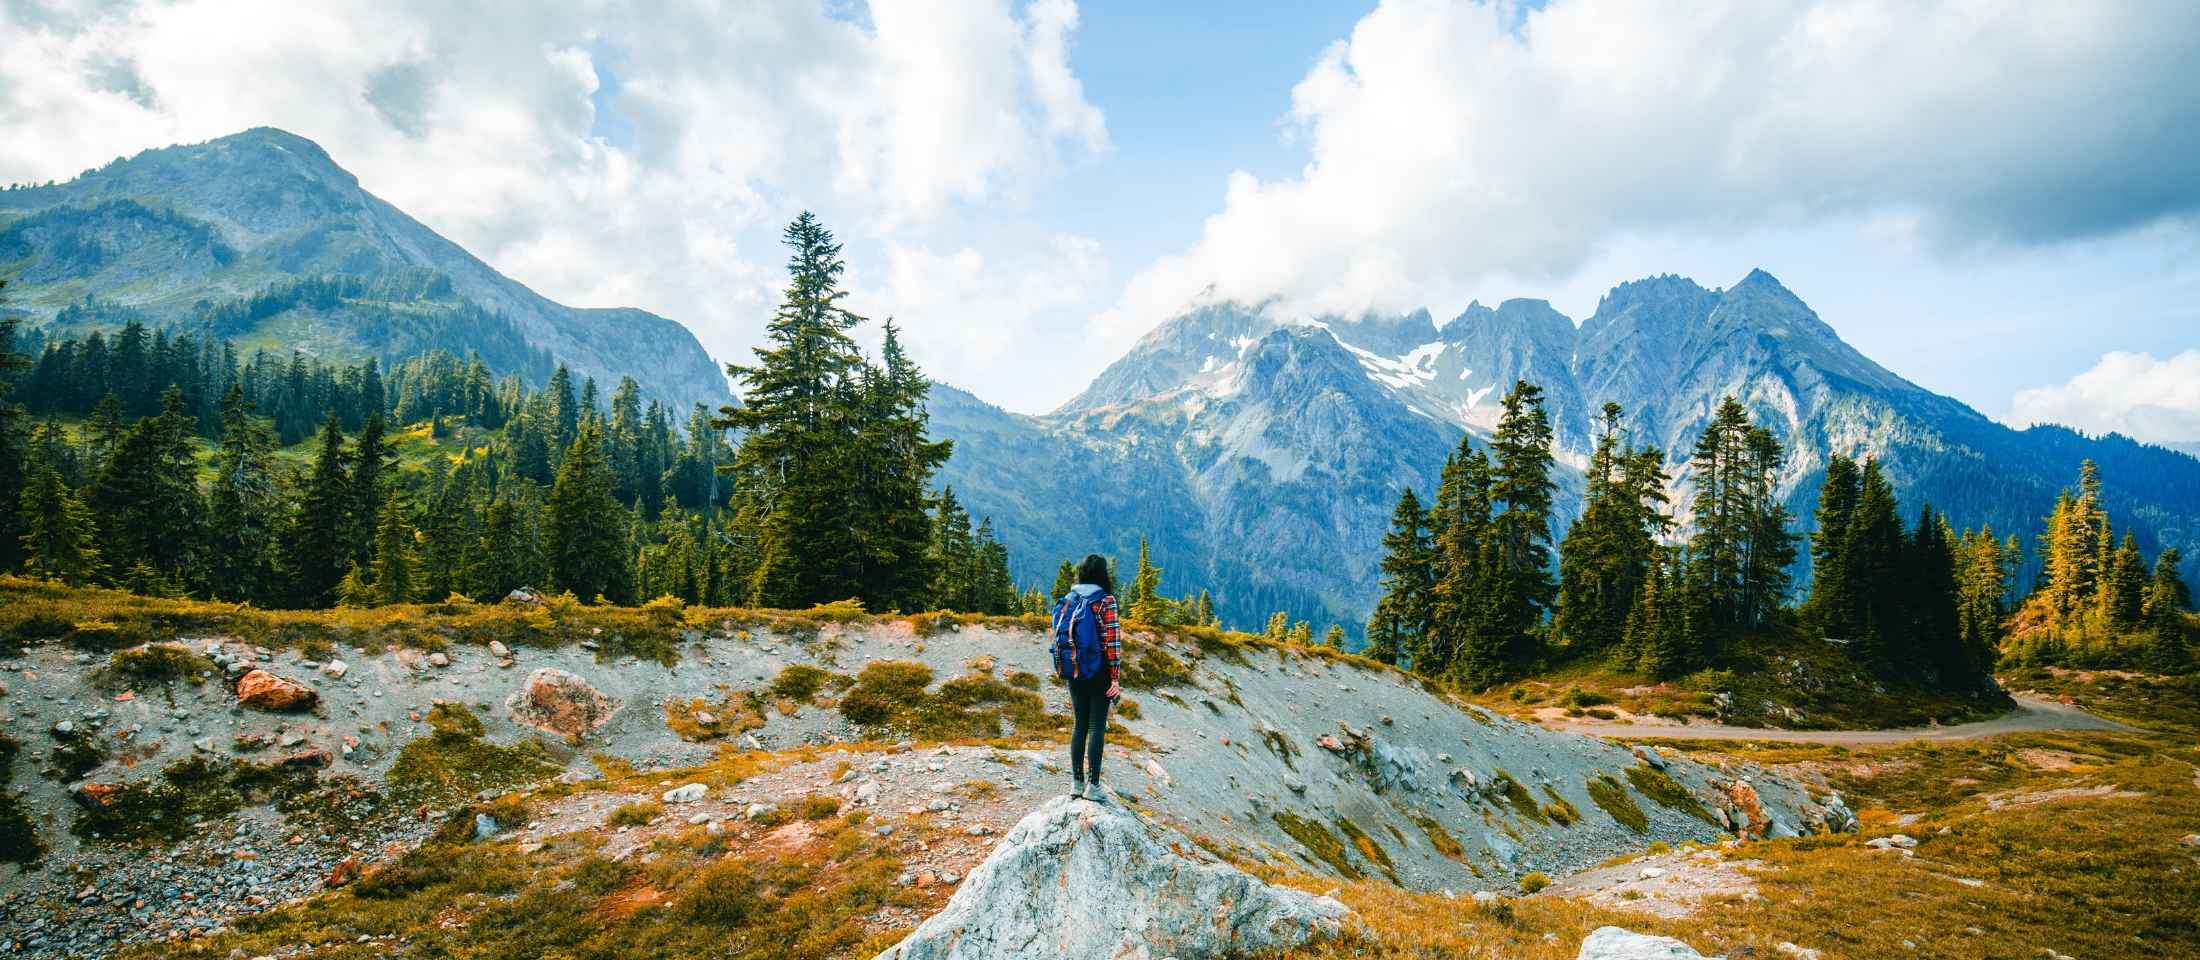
[325,856,365,888]
[280,748,333,768]
[1725,779,1770,840]
[506,667,617,742]
[72,783,122,809]
[235,669,318,712]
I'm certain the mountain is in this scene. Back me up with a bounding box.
[937,270,2200,635]
[0,128,727,410]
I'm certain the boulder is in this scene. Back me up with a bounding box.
[72,783,122,809]
[504,588,544,605]
[871,796,1346,960]
[663,783,708,804]
[235,670,319,712]
[1576,927,1722,960]
[507,668,617,741]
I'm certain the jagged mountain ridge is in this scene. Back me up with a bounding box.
[936,269,2200,635]
[0,128,728,410]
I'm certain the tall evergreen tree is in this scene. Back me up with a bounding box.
[545,422,632,603]
[18,463,102,584]
[1904,506,1968,685]
[851,319,954,611]
[283,415,353,606]
[1555,403,1669,654]
[348,414,396,565]
[1367,487,1435,666]
[1806,454,1863,639]
[1845,459,1908,671]
[1051,560,1076,600]
[0,281,29,572]
[1127,537,1167,622]
[206,385,281,602]
[368,490,417,606]
[476,494,546,599]
[1484,380,1559,672]
[88,387,203,586]
[717,213,872,607]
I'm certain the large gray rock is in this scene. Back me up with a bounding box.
[872,796,1348,960]
[1576,927,1723,960]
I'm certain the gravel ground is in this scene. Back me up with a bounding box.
[1,615,1848,958]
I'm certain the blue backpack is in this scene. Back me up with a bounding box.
[1051,591,1105,680]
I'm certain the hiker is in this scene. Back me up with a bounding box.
[1051,554,1122,800]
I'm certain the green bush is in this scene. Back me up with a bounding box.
[1587,773,1649,833]
[770,664,834,702]
[1519,870,1551,894]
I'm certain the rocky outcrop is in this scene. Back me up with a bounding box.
[506,668,615,741]
[872,796,1348,960]
[234,669,318,712]
[1576,927,1722,960]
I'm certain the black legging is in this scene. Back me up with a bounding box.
[1068,672,1112,782]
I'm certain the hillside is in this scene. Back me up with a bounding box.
[938,272,2200,636]
[0,128,728,410]
[0,579,1845,957]
[5,583,2196,960]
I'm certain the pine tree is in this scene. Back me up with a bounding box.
[1288,620,1313,646]
[1425,438,1493,678]
[2142,547,2192,672]
[348,414,396,566]
[1321,624,1346,649]
[851,319,954,611]
[1623,546,1692,678]
[206,385,281,602]
[2098,533,2148,631]
[1367,487,1434,666]
[1051,560,1076,600]
[545,422,633,603]
[0,289,28,572]
[368,490,417,606]
[1194,589,1216,627]
[88,387,203,587]
[1845,459,1908,671]
[2041,461,2107,627]
[717,213,875,607]
[1806,454,1862,639]
[1485,380,1558,673]
[476,494,546,599]
[1904,506,1968,686]
[283,416,353,606]
[1954,528,2016,680]
[1555,403,1668,655]
[18,463,102,584]
[1127,537,1167,622]
[927,488,977,609]
[1264,611,1289,642]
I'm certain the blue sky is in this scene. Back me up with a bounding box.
[2,1,2197,437]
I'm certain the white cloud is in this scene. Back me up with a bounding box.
[2010,351,2200,444]
[854,233,1106,402]
[0,0,1107,395]
[1102,0,2200,340]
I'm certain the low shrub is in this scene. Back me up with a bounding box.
[1587,773,1649,833]
[769,664,836,702]
[1273,811,1361,880]
[608,800,663,827]
[1626,766,1720,826]
[1519,870,1551,894]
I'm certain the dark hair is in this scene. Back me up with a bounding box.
[1076,554,1114,595]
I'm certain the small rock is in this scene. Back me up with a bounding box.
[745,803,777,821]
[324,857,364,888]
[321,660,349,680]
[1472,890,1500,906]
[663,783,708,804]
[1575,926,1717,960]
[235,670,319,712]
[1639,866,1667,879]
[474,813,501,841]
[488,640,512,659]
[426,651,450,668]
[694,711,717,726]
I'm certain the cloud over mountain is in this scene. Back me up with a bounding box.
[1105,0,2200,337]
[2011,351,2200,445]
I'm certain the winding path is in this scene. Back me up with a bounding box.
[1543,693,2140,747]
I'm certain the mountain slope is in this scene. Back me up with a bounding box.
[0,128,728,409]
[939,271,2200,636]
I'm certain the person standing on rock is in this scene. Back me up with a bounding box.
[1052,554,1122,801]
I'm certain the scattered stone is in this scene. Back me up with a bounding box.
[503,588,543,605]
[1775,944,1820,960]
[280,748,333,768]
[72,783,122,809]
[871,796,1346,960]
[235,670,318,712]
[1632,745,1668,770]
[474,813,501,841]
[1575,926,1720,960]
[745,803,777,821]
[1473,890,1501,906]
[488,640,512,659]
[506,668,616,741]
[662,783,708,804]
[1639,866,1667,879]
[1866,834,1918,850]
[426,651,450,668]
[324,857,364,889]
[321,660,349,680]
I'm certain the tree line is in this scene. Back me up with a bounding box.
[0,215,1021,615]
[1359,389,2158,689]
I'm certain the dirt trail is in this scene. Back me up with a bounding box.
[1543,694,2140,746]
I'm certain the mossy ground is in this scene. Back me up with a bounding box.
[1255,675,2200,960]
[836,659,1066,742]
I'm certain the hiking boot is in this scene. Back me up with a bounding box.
[1070,777,1085,799]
